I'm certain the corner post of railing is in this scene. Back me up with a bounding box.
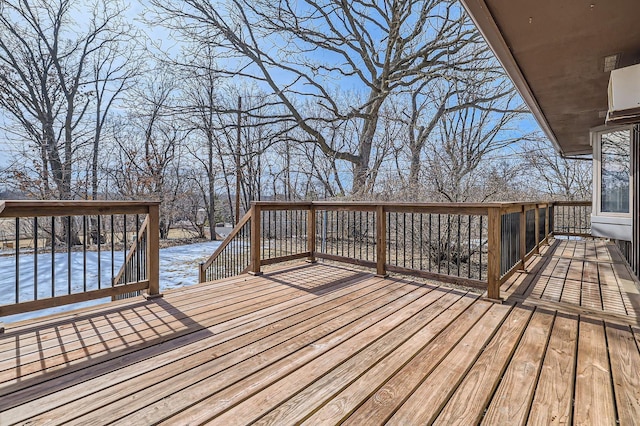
[144,203,162,299]
[519,204,527,271]
[486,206,502,302]
[306,203,317,263]
[199,262,205,283]
[375,205,388,278]
[249,203,263,276]
[534,204,540,254]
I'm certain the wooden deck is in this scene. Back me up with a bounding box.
[1,239,639,425]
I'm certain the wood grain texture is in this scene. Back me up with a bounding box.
[481,309,555,425]
[341,299,492,425]
[433,305,533,425]
[527,314,578,425]
[574,319,616,425]
[387,303,512,425]
[606,322,640,425]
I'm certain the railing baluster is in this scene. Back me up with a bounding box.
[34,217,38,300]
[51,216,55,297]
[123,214,128,284]
[83,216,87,292]
[110,215,115,285]
[67,216,72,295]
[457,215,461,276]
[97,215,102,289]
[467,215,472,279]
[15,217,19,303]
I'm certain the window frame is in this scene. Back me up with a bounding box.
[592,125,634,218]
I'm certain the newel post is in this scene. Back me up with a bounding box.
[249,204,263,275]
[375,205,388,277]
[199,262,206,283]
[307,204,317,263]
[145,203,162,299]
[487,207,502,302]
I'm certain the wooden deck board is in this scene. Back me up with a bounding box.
[527,313,578,425]
[1,239,640,425]
[574,319,616,424]
[481,309,555,425]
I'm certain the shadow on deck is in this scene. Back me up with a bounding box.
[1,239,639,425]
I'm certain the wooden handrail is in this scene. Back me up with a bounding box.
[0,200,158,217]
[200,210,252,277]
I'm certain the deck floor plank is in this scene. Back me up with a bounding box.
[340,300,492,425]
[432,305,534,425]
[1,275,397,423]
[298,291,478,426]
[256,289,469,425]
[168,287,462,426]
[606,322,640,425]
[527,313,578,425]
[386,303,512,425]
[22,277,413,426]
[574,318,617,425]
[1,239,640,426]
[481,309,555,425]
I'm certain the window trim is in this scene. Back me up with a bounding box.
[592,125,634,218]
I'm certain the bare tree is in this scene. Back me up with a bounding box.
[150,0,492,195]
[0,0,135,199]
[522,137,592,200]
[419,89,527,202]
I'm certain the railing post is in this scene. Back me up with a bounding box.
[306,204,317,263]
[487,207,502,302]
[199,262,205,283]
[519,205,526,271]
[249,204,263,275]
[534,204,540,254]
[545,203,551,241]
[144,203,162,299]
[375,205,387,277]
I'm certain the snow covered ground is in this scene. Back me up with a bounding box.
[0,240,221,324]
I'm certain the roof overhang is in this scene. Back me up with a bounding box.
[459,0,640,156]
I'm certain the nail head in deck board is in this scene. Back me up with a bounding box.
[481,309,556,425]
[90,281,434,425]
[160,286,446,426]
[605,322,640,425]
[574,319,617,425]
[342,300,493,425]
[433,305,534,426]
[301,291,478,426]
[387,303,513,425]
[14,277,407,424]
[527,314,579,425]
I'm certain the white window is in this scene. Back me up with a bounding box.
[593,127,632,217]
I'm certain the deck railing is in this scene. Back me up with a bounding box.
[0,201,161,320]
[200,200,590,301]
[552,201,592,237]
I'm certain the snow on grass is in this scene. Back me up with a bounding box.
[1,240,221,324]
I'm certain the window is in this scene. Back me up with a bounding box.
[594,127,632,217]
[600,130,630,213]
